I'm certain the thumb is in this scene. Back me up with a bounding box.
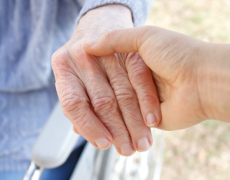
[82,26,152,56]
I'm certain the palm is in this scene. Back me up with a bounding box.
[149,41,205,130]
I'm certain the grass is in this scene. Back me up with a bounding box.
[146,0,230,179]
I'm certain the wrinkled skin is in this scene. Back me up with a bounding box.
[83,26,221,130]
[52,5,161,156]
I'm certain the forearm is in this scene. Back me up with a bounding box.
[198,42,230,122]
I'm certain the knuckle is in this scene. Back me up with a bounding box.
[130,67,147,82]
[126,52,141,64]
[140,95,158,105]
[69,42,86,60]
[61,94,91,134]
[92,96,116,115]
[69,42,96,71]
[51,47,70,70]
[115,88,137,106]
[109,71,126,85]
[60,92,89,117]
[128,60,149,80]
[51,48,74,80]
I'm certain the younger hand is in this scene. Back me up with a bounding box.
[83,26,210,130]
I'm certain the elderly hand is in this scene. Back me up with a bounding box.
[52,6,161,156]
[83,26,230,130]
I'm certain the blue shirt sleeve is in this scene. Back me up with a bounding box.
[76,0,154,27]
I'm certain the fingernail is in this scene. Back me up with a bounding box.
[83,38,96,47]
[138,138,150,152]
[147,113,157,127]
[95,138,112,150]
[120,144,135,156]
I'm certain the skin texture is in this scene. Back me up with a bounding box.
[83,26,230,130]
[52,5,161,156]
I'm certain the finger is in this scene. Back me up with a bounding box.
[103,54,153,152]
[82,26,151,56]
[52,48,112,150]
[70,45,135,156]
[126,52,161,127]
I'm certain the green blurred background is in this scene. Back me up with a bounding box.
[146,0,230,179]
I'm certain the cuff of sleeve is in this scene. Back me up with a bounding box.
[76,0,153,27]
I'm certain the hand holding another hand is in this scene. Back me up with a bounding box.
[83,26,230,130]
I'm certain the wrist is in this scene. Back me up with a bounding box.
[197,42,230,122]
[79,4,133,28]
[93,4,132,19]
[73,4,133,41]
